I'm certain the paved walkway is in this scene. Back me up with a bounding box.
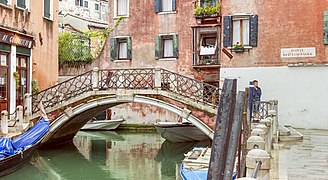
[271,129,328,180]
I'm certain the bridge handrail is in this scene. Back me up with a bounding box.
[31,67,222,114]
[32,70,93,113]
[98,68,155,90]
[161,69,220,107]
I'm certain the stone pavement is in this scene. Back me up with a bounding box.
[270,129,328,180]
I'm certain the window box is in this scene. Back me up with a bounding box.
[194,0,220,21]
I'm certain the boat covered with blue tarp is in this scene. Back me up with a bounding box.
[0,118,50,176]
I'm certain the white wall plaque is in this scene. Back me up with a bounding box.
[281,47,316,58]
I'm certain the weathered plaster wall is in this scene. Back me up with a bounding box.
[0,2,59,89]
[221,0,328,67]
[221,66,328,129]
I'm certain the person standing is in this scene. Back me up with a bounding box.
[252,80,262,122]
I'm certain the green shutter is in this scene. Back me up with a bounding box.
[173,34,178,58]
[16,47,31,56]
[0,43,11,53]
[155,0,162,13]
[249,15,258,47]
[172,0,176,11]
[223,16,232,47]
[155,35,162,60]
[44,0,51,18]
[127,37,132,60]
[110,38,117,60]
[324,11,328,44]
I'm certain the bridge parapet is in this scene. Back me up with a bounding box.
[31,67,221,116]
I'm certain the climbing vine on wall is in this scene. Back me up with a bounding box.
[58,17,125,66]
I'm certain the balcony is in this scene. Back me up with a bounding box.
[194,0,221,24]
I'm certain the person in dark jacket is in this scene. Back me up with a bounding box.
[252,80,262,121]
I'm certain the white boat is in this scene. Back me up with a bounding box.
[81,119,125,131]
[154,122,210,143]
[180,147,237,180]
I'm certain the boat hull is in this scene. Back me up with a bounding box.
[154,122,210,143]
[0,142,39,177]
[80,119,124,131]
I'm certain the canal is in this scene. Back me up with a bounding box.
[2,131,211,180]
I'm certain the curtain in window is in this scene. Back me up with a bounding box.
[242,19,250,45]
[164,39,173,57]
[162,0,172,12]
[117,0,128,16]
[119,42,128,59]
[232,20,241,44]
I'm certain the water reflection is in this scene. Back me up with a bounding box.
[2,131,211,180]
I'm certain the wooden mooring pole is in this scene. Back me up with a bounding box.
[207,79,237,180]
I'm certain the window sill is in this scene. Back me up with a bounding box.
[158,11,176,15]
[113,60,131,63]
[43,16,54,22]
[113,15,129,19]
[158,58,177,61]
[227,46,252,50]
[0,3,13,10]
[15,5,31,12]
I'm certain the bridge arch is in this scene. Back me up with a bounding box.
[40,95,214,148]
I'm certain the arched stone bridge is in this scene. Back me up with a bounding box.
[27,67,222,148]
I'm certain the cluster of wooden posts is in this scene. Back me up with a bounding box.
[207,79,278,180]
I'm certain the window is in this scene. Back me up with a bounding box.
[223,15,258,48]
[43,0,53,20]
[16,56,29,106]
[155,34,178,60]
[84,0,88,8]
[117,0,128,16]
[232,16,249,45]
[110,37,132,60]
[155,0,176,13]
[118,39,127,59]
[95,3,99,10]
[0,53,8,101]
[192,26,220,66]
[75,0,83,6]
[0,0,11,6]
[17,0,27,9]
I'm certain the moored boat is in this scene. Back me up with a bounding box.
[180,147,237,180]
[80,119,125,131]
[0,117,50,177]
[154,122,210,143]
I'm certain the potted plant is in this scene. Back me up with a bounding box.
[194,1,220,18]
[233,42,245,52]
[13,72,20,89]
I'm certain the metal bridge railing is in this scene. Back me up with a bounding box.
[31,68,221,115]
[32,71,93,114]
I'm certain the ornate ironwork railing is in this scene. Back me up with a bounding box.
[99,68,155,90]
[31,68,221,114]
[255,100,278,120]
[32,71,93,113]
[161,69,220,106]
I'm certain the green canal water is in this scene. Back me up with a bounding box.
[2,131,211,180]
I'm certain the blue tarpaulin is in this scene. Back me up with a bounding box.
[0,118,49,160]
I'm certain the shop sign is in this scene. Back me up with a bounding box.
[0,31,33,48]
[281,47,316,58]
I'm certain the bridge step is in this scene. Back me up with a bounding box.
[278,125,303,142]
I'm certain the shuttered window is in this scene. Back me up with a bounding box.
[223,15,258,47]
[155,0,176,13]
[155,34,178,59]
[43,0,51,19]
[17,0,26,8]
[84,1,88,8]
[110,37,132,60]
